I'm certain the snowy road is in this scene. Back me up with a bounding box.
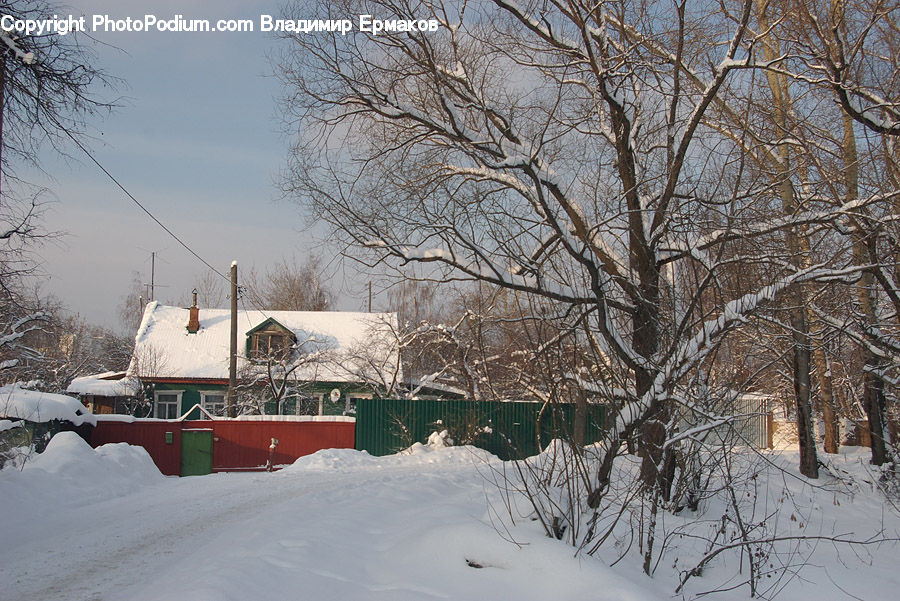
[1,437,657,601]
[4,434,900,600]
[3,471,355,600]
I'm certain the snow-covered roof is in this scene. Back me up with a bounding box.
[0,385,96,426]
[67,372,141,397]
[129,302,401,384]
[0,419,23,433]
[409,376,466,398]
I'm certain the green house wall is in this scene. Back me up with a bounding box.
[152,382,214,420]
[152,381,379,419]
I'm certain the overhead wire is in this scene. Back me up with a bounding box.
[10,36,279,314]
[48,114,232,286]
[56,123,285,315]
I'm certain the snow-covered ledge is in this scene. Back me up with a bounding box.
[0,385,96,426]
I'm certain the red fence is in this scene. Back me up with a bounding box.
[91,417,356,476]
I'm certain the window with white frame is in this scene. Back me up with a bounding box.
[155,391,181,419]
[200,392,226,417]
[346,393,373,415]
[295,393,324,416]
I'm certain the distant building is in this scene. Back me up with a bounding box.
[66,371,140,415]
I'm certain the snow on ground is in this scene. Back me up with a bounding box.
[648,445,900,600]
[0,433,898,601]
[0,433,163,529]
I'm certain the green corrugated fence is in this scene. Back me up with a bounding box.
[355,398,606,460]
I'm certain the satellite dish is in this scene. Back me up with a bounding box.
[330,388,341,403]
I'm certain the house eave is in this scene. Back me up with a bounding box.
[143,377,230,386]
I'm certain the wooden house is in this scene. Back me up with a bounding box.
[129,301,401,419]
[66,371,140,415]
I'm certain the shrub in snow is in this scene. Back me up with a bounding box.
[400,429,455,455]
[484,434,900,599]
[0,419,29,470]
[427,429,454,448]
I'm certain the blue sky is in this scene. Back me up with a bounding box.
[20,0,365,330]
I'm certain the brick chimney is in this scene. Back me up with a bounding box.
[187,289,200,333]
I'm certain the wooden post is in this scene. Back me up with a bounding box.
[227,261,238,418]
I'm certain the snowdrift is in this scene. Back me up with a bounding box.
[0,432,163,524]
[283,432,497,472]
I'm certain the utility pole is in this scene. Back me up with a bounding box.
[150,251,155,301]
[227,261,238,418]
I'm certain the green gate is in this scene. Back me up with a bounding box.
[355,399,605,460]
[181,429,213,476]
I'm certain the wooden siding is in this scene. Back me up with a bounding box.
[91,420,182,475]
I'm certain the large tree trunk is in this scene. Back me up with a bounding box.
[572,387,587,448]
[797,163,839,454]
[0,53,6,205]
[887,138,900,303]
[757,0,818,477]
[633,223,666,491]
[852,235,889,464]
[863,367,889,464]
[812,341,840,454]
[791,306,819,476]
[841,99,890,464]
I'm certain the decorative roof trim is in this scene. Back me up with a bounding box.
[245,317,296,339]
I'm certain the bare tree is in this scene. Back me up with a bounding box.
[240,333,328,415]
[0,0,117,197]
[0,286,48,384]
[0,1,117,393]
[273,1,900,587]
[126,343,167,417]
[116,271,147,336]
[786,0,900,137]
[244,256,334,311]
[194,269,226,308]
[768,0,900,465]
[279,0,870,485]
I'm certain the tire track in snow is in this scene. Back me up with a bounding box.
[2,470,363,601]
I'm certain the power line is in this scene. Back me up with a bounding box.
[53,122,231,285]
[22,68,280,308]
[55,120,277,310]
[9,35,281,312]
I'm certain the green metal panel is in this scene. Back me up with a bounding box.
[181,429,213,476]
[355,399,605,460]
